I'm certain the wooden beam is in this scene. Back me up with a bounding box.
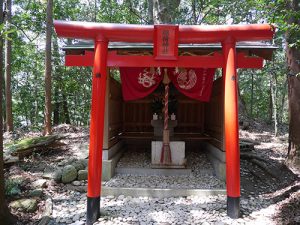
[65,51,263,69]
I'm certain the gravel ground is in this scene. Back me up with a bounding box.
[106,150,225,189]
[5,124,300,225]
[48,181,300,225]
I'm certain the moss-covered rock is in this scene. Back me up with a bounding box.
[9,198,38,212]
[61,165,77,184]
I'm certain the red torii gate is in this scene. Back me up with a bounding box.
[54,20,275,225]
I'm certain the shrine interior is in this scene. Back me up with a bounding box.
[63,41,276,181]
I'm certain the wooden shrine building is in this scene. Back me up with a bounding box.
[54,20,275,225]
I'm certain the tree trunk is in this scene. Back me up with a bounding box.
[94,0,97,22]
[250,72,254,117]
[0,0,15,223]
[34,62,39,126]
[147,0,154,24]
[268,79,273,123]
[279,78,288,124]
[44,0,53,135]
[286,0,300,169]
[152,0,180,24]
[270,70,277,136]
[238,84,248,119]
[4,0,13,132]
[53,86,59,125]
[62,92,70,124]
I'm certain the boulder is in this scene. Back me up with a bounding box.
[72,180,81,186]
[53,169,63,183]
[29,189,43,198]
[77,170,88,181]
[9,198,38,212]
[78,159,88,168]
[72,161,85,171]
[32,179,47,188]
[61,165,77,184]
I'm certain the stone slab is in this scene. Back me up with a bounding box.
[101,187,226,198]
[151,141,186,166]
[102,149,124,181]
[202,142,226,181]
[103,140,124,160]
[115,167,192,176]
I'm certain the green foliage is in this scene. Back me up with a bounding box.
[5,0,293,131]
[5,177,23,196]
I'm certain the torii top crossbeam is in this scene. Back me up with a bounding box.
[55,20,274,43]
[54,20,275,225]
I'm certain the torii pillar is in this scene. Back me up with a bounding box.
[86,38,108,224]
[223,38,240,218]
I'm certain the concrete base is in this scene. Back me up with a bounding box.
[65,185,226,197]
[102,141,124,160]
[101,187,226,198]
[202,142,226,181]
[102,142,124,181]
[151,141,186,166]
[115,167,192,176]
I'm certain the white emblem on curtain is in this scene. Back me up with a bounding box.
[176,69,197,90]
[138,68,161,88]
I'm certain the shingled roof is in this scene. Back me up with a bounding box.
[63,41,277,60]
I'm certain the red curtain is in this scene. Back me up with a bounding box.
[120,67,163,101]
[120,67,215,102]
[168,68,215,102]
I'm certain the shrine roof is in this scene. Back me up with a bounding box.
[63,41,276,60]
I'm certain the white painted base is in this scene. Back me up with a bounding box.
[151,141,186,166]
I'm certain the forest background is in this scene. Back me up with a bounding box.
[0,0,300,224]
[1,0,300,171]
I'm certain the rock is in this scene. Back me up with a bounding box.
[38,216,51,225]
[77,170,88,181]
[73,214,80,222]
[9,198,38,212]
[53,169,62,182]
[214,221,226,225]
[72,181,81,186]
[62,165,77,184]
[42,172,55,180]
[29,189,43,198]
[118,195,125,200]
[201,222,210,225]
[72,161,85,171]
[294,216,300,223]
[32,179,47,188]
[72,221,85,225]
[78,159,88,167]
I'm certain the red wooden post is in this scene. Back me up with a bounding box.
[222,38,240,218]
[86,39,108,224]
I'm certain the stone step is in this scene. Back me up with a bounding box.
[115,167,195,176]
[101,186,226,198]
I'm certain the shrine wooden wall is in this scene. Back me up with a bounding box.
[106,76,224,150]
[175,94,204,133]
[122,92,205,134]
[122,97,153,133]
[104,75,123,149]
[204,78,224,150]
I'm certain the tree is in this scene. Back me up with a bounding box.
[4,0,13,132]
[152,0,180,24]
[0,0,15,222]
[44,0,53,135]
[286,0,300,168]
